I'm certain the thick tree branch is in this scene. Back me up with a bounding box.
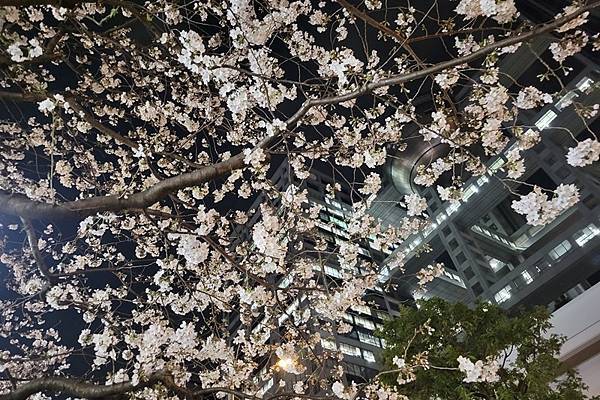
[0,91,46,103]
[0,373,165,400]
[19,218,55,283]
[0,372,331,400]
[0,371,242,400]
[0,148,248,220]
[286,0,598,125]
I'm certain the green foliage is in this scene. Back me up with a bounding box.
[377,298,597,400]
[98,7,119,25]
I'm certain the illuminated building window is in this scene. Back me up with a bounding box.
[555,91,578,111]
[573,224,599,247]
[494,285,512,303]
[521,270,533,285]
[278,299,300,325]
[576,76,594,93]
[339,343,361,357]
[462,184,479,201]
[488,257,504,272]
[535,110,557,130]
[362,350,376,363]
[354,315,376,330]
[351,304,371,315]
[549,240,572,260]
[489,157,506,173]
[324,265,342,278]
[358,331,381,347]
[258,378,274,396]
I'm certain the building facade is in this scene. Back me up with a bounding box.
[380,41,600,314]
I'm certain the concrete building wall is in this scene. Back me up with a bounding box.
[550,281,600,396]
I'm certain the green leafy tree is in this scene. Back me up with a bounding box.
[377,298,596,400]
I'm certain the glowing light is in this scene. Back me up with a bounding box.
[276,357,295,371]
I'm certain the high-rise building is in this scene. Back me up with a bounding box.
[379,43,600,313]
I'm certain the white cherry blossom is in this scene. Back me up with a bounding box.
[404,194,428,216]
[566,138,600,167]
[511,184,579,226]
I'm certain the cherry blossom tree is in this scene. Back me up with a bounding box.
[0,0,599,399]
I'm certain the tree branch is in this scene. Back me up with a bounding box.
[0,372,329,400]
[0,1,595,222]
[0,90,207,166]
[0,147,248,220]
[0,54,61,67]
[19,218,56,283]
[286,0,598,125]
[336,0,460,114]
[68,98,139,149]
[0,373,165,400]
[337,0,406,43]
[0,91,46,103]
[0,30,65,67]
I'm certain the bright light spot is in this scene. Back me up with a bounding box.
[413,290,429,304]
[488,257,503,272]
[276,357,294,370]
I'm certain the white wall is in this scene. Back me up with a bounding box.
[550,282,600,396]
[576,353,600,395]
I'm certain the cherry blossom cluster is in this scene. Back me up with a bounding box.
[566,138,600,167]
[511,184,580,226]
[456,356,501,383]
